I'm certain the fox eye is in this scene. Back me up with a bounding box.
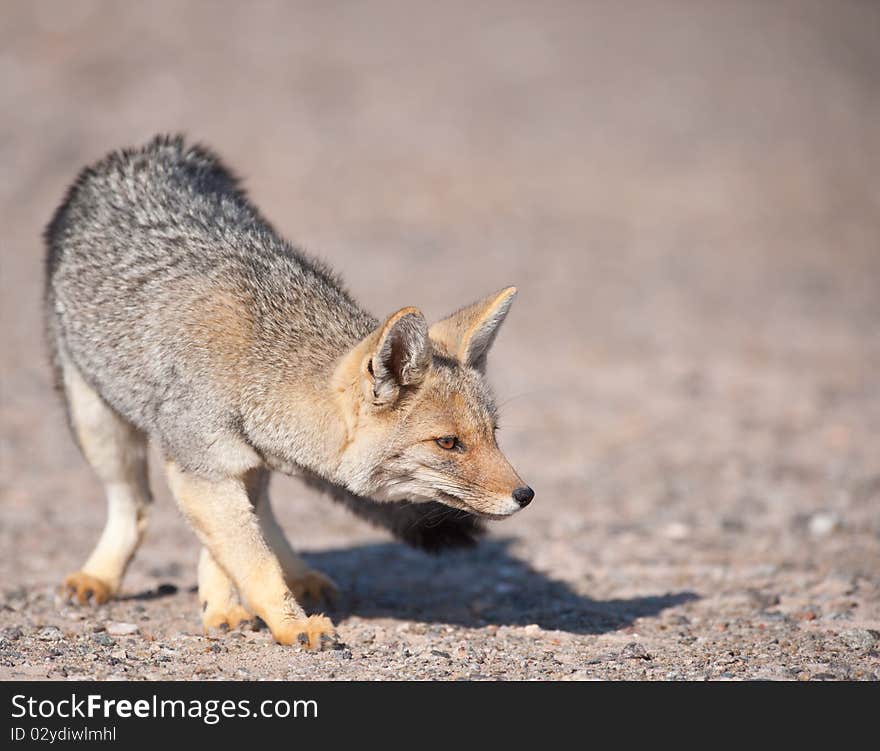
[435,436,458,451]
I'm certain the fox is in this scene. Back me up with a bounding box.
[43,135,533,650]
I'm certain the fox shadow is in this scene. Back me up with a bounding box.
[303,538,698,635]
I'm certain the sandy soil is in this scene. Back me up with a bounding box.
[1,1,879,680]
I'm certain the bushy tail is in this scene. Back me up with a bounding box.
[299,474,485,552]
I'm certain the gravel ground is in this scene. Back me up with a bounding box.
[2,1,879,681]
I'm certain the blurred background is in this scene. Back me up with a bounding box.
[1,1,878,679]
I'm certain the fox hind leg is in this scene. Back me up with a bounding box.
[59,356,151,604]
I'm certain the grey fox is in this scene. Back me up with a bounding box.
[44,135,533,649]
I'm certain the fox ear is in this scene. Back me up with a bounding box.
[364,307,431,406]
[429,287,517,371]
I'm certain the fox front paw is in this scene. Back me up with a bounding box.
[62,572,114,605]
[272,614,338,650]
[202,602,253,633]
[285,569,338,609]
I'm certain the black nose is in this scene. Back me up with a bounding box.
[512,486,534,507]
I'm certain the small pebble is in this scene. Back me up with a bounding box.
[37,626,63,641]
[662,522,691,540]
[621,642,652,661]
[93,633,115,647]
[106,622,139,636]
[808,512,841,537]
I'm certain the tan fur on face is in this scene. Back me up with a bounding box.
[332,352,525,515]
[394,366,524,515]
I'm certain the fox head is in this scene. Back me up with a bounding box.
[333,287,533,518]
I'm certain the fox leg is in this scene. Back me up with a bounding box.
[60,358,151,604]
[196,470,336,630]
[249,469,338,607]
[166,461,337,649]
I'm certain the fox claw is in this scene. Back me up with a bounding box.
[275,614,337,650]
